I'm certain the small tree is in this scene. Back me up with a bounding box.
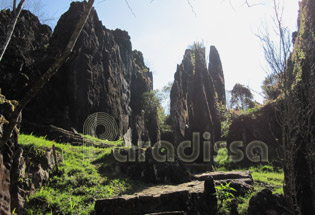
[230,83,255,110]
[142,91,165,126]
[155,81,173,116]
[262,74,281,101]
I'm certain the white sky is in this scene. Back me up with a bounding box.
[1,0,300,103]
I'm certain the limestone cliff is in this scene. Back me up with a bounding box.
[0,2,159,145]
[170,46,224,162]
[209,46,226,106]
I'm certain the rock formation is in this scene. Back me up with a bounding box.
[248,189,288,215]
[0,94,21,215]
[227,103,281,166]
[95,177,217,215]
[208,46,226,106]
[0,10,51,100]
[170,46,224,162]
[281,0,315,213]
[0,2,159,146]
[107,147,191,184]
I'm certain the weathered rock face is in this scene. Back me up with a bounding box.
[10,144,55,215]
[170,47,223,162]
[0,10,51,100]
[0,2,159,145]
[282,0,315,213]
[248,189,289,215]
[208,46,226,106]
[193,170,254,196]
[227,103,281,166]
[130,50,160,145]
[0,94,21,215]
[108,147,191,184]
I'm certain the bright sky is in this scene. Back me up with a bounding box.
[1,0,300,103]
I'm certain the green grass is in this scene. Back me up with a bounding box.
[236,165,284,214]
[80,134,124,148]
[19,134,134,215]
[19,134,285,215]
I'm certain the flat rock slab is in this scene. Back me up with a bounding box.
[193,170,252,182]
[193,171,254,196]
[95,179,217,215]
[120,180,204,198]
[145,212,186,215]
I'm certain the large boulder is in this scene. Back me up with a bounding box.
[95,177,217,215]
[194,170,254,196]
[248,189,289,215]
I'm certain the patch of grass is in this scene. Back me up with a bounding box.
[236,165,284,214]
[80,134,124,147]
[19,134,134,215]
[249,165,284,194]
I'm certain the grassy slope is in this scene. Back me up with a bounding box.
[19,134,133,215]
[238,166,284,214]
[19,134,284,215]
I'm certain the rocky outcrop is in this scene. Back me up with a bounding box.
[0,94,21,215]
[95,177,217,215]
[0,10,51,100]
[281,0,315,213]
[10,144,55,215]
[227,103,281,166]
[248,189,289,215]
[103,147,191,184]
[208,46,226,106]
[170,47,223,162]
[21,121,106,147]
[0,2,159,145]
[193,171,254,196]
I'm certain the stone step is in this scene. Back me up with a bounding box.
[145,211,186,215]
[95,178,217,215]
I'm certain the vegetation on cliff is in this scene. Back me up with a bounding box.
[19,134,134,215]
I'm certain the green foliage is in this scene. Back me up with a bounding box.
[19,134,133,215]
[217,103,236,138]
[262,74,281,101]
[189,41,205,50]
[0,94,5,104]
[230,83,255,110]
[238,102,263,117]
[215,148,230,168]
[216,165,284,214]
[155,82,173,116]
[249,165,284,194]
[142,91,165,127]
[80,134,123,147]
[216,182,236,200]
[216,182,237,214]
